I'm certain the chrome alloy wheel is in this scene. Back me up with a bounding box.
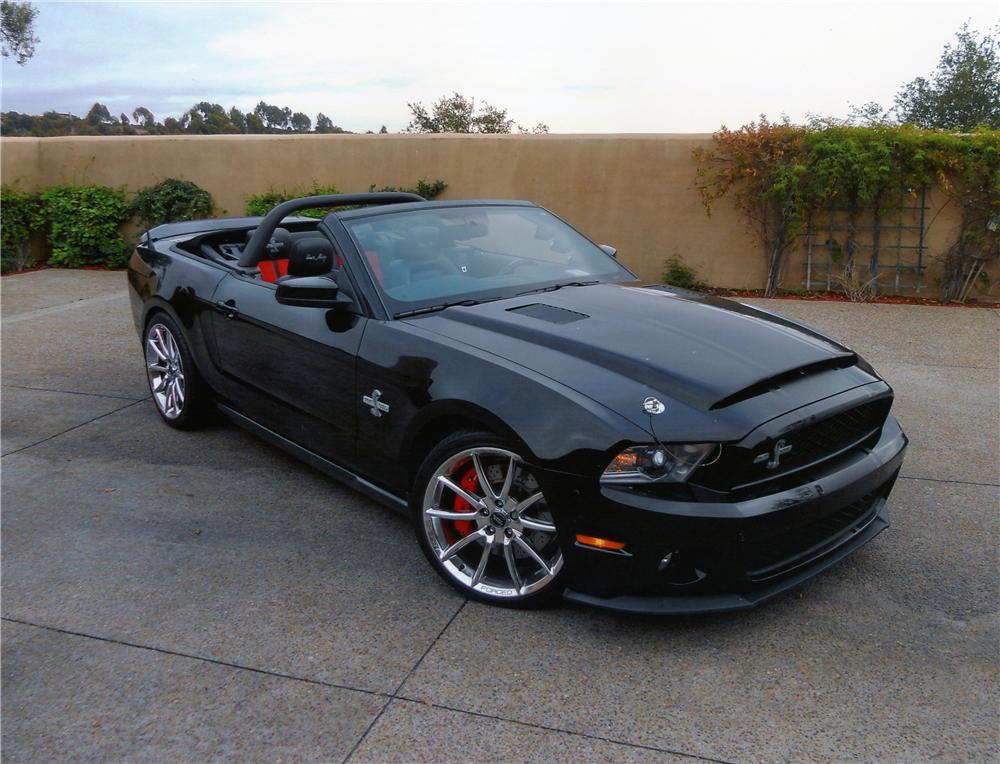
[145,323,186,419]
[422,447,563,598]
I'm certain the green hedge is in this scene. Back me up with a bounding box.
[1,177,448,273]
[0,188,43,272]
[39,186,132,268]
[1,179,215,272]
[132,178,214,228]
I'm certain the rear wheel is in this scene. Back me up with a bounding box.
[413,431,565,607]
[143,313,211,429]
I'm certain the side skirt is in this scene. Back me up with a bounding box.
[217,403,409,515]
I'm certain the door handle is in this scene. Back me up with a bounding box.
[215,299,239,319]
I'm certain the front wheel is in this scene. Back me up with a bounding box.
[412,431,565,607]
[143,313,212,429]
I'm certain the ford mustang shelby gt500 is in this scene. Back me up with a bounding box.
[128,192,907,613]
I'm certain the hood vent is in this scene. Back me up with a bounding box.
[710,355,857,410]
[507,303,589,325]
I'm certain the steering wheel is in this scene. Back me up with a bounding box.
[499,258,546,277]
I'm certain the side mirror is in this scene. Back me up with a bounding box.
[275,275,352,310]
[599,244,617,258]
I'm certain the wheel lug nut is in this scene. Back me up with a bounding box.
[510,512,518,520]
[504,528,514,538]
[480,507,490,515]
[485,526,495,535]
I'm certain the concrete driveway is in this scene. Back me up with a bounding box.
[2,269,997,764]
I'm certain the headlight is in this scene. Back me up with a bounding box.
[600,443,717,484]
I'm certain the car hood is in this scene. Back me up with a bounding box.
[406,284,863,441]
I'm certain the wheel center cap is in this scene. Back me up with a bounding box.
[490,510,509,528]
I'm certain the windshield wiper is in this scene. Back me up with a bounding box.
[393,297,498,319]
[515,280,600,297]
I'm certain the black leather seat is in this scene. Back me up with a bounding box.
[286,237,335,277]
[384,226,460,287]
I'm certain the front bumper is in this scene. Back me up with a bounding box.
[560,415,907,614]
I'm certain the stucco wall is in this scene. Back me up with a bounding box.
[1,134,992,296]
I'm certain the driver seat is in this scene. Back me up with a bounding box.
[384,226,460,288]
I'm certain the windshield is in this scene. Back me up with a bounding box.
[343,205,636,315]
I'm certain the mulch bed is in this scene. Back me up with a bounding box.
[709,288,1000,309]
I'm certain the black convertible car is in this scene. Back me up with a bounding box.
[128,192,907,613]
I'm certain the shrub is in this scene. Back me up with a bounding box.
[662,256,707,290]
[1,188,43,273]
[245,178,448,218]
[132,178,213,227]
[369,179,448,199]
[245,184,340,218]
[39,185,131,268]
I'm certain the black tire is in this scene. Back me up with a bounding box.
[142,311,213,430]
[411,430,566,608]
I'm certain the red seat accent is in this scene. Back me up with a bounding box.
[365,250,383,285]
[259,258,289,283]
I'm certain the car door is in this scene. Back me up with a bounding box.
[209,241,366,468]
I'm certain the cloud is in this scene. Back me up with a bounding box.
[3,1,999,132]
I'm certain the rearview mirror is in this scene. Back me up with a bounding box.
[599,244,617,258]
[275,275,352,310]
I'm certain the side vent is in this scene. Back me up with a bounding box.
[507,303,589,325]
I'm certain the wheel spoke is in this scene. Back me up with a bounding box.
[439,529,484,561]
[515,491,544,514]
[427,507,480,521]
[171,378,185,405]
[166,332,181,362]
[470,533,494,586]
[148,362,168,373]
[513,533,552,576]
[498,455,516,501]
[437,475,485,510]
[503,535,522,593]
[472,453,496,500]
[147,337,168,362]
[519,516,556,533]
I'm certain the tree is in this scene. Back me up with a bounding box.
[254,101,291,131]
[132,106,155,129]
[1,0,38,65]
[894,22,1000,130]
[245,111,265,133]
[406,93,548,134]
[314,112,348,134]
[290,111,311,132]
[229,107,246,133]
[181,102,234,134]
[85,102,114,126]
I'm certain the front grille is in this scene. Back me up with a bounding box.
[692,397,891,495]
[742,489,882,581]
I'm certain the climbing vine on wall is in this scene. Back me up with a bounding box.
[694,119,999,299]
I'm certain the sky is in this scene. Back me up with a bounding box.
[1,0,997,133]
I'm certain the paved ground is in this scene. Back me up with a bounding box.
[2,269,997,764]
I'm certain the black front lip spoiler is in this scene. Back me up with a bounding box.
[563,499,890,615]
[561,416,907,615]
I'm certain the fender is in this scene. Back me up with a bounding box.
[356,319,652,494]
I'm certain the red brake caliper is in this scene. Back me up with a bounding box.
[451,465,479,537]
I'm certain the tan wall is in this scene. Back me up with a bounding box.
[1,134,994,297]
